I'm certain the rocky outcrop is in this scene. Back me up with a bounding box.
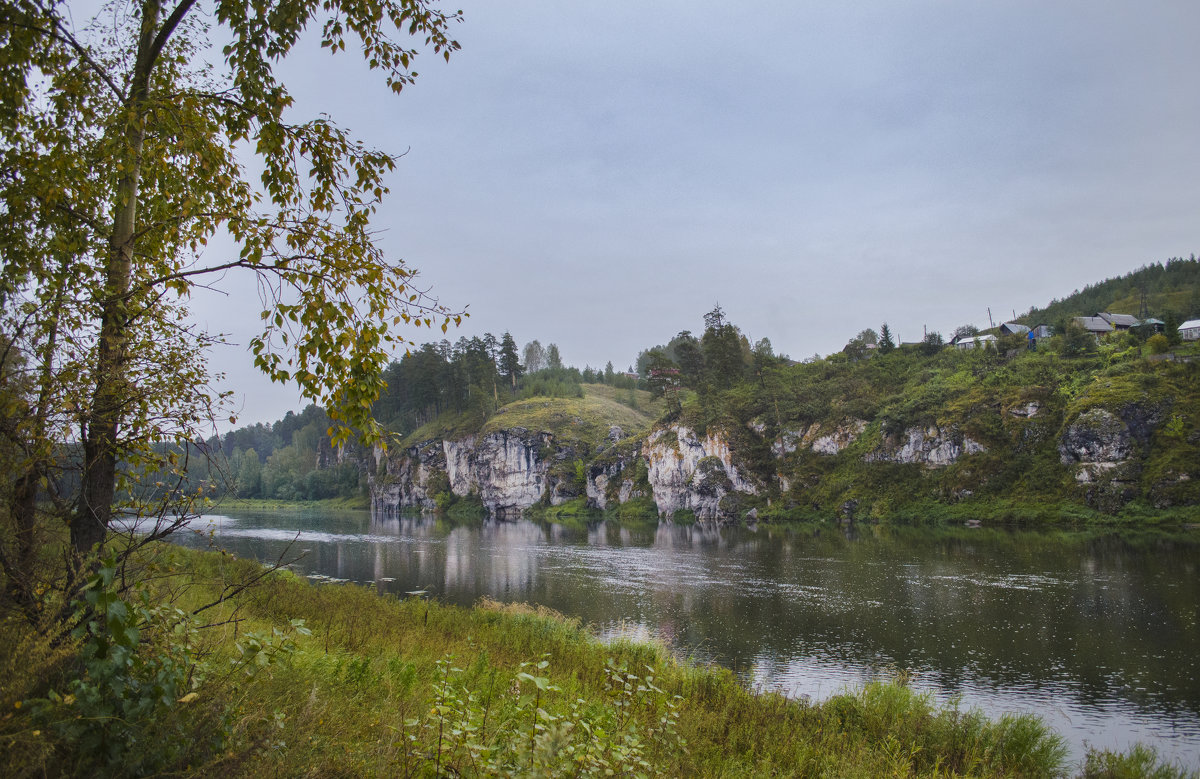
[811,420,868,455]
[1058,409,1132,473]
[1007,401,1042,418]
[643,426,757,520]
[771,425,811,457]
[585,444,642,510]
[376,429,552,517]
[1058,408,1141,510]
[469,430,552,516]
[866,426,986,467]
[771,420,867,457]
[372,439,446,511]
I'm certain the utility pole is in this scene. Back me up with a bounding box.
[987,307,994,329]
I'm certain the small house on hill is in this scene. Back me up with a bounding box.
[1074,316,1114,337]
[1097,312,1139,330]
[1181,319,1200,341]
[999,322,1029,336]
[953,334,997,350]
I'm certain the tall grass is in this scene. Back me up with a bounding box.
[2,543,1189,777]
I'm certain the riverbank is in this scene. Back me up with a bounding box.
[210,494,372,512]
[4,543,1192,777]
[235,490,1200,529]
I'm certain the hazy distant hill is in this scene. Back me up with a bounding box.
[1018,256,1200,326]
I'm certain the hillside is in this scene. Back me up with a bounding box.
[1018,256,1200,326]
[697,338,1200,522]
[375,310,1200,524]
[209,259,1200,523]
[399,384,661,448]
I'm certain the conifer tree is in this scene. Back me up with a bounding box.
[499,332,522,390]
[879,323,896,354]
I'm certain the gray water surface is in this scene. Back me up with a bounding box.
[174,509,1200,769]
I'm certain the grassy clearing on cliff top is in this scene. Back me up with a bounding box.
[15,543,1188,778]
[400,384,662,449]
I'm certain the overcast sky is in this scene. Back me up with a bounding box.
[190,0,1200,426]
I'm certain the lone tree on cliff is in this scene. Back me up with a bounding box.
[0,0,463,619]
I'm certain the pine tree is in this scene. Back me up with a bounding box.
[879,323,896,354]
[499,332,522,390]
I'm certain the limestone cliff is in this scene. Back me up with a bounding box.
[642,426,758,521]
[369,365,1197,522]
[376,429,551,517]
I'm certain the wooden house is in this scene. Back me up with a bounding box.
[1074,316,1114,337]
[999,322,1030,336]
[1097,312,1139,330]
[953,334,998,350]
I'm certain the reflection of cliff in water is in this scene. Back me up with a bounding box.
[179,510,1200,765]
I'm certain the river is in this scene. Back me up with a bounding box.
[173,508,1200,768]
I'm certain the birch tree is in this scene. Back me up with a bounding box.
[0,0,463,612]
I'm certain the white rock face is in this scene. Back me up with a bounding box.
[1058,408,1136,486]
[643,426,757,520]
[373,439,444,511]
[771,420,866,457]
[443,437,477,497]
[450,430,550,516]
[771,424,815,457]
[378,430,552,517]
[475,431,549,514]
[866,426,986,468]
[810,420,868,456]
[586,472,610,508]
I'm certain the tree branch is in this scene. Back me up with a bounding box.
[145,0,199,75]
[7,14,127,101]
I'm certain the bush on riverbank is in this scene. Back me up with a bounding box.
[2,543,1191,777]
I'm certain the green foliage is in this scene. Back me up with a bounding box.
[1147,333,1170,354]
[499,332,522,391]
[670,508,698,525]
[528,497,594,526]
[1081,743,1198,778]
[0,0,466,624]
[920,330,945,355]
[398,654,685,777]
[445,492,487,521]
[22,554,309,776]
[608,496,660,523]
[878,322,896,354]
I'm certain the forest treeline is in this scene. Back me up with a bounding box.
[169,332,639,502]
[1019,255,1200,327]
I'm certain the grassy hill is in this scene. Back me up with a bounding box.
[400,383,662,449]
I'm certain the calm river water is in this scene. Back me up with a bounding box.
[175,509,1200,768]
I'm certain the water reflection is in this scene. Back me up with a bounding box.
[176,510,1200,766]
